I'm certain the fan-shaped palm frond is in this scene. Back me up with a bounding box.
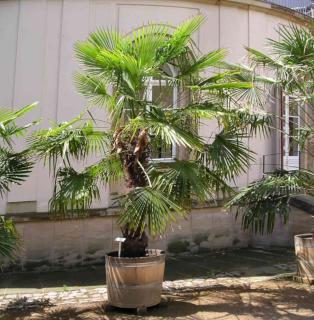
[0,217,20,265]
[226,170,314,234]
[179,49,227,77]
[74,73,112,107]
[49,154,123,218]
[0,103,38,146]
[0,151,33,197]
[219,107,272,137]
[117,186,186,236]
[0,103,38,264]
[198,130,255,180]
[50,167,100,218]
[149,160,233,206]
[156,15,205,65]
[247,24,314,98]
[31,119,111,171]
[127,107,204,150]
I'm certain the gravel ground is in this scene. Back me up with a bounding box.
[1,280,313,320]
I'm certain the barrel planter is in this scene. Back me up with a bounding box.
[294,234,314,284]
[105,249,165,310]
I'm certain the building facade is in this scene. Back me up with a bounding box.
[0,0,312,268]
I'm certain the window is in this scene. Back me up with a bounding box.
[146,65,178,161]
[283,96,300,170]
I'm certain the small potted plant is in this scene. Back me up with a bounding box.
[31,16,269,309]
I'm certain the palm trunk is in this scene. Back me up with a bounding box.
[113,127,150,257]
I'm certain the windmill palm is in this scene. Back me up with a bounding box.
[31,16,270,257]
[228,24,314,234]
[248,24,314,147]
[0,103,37,265]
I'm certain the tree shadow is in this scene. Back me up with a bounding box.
[0,297,53,320]
[88,282,314,320]
[1,281,313,320]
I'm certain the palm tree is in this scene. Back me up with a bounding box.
[248,24,314,148]
[228,24,314,234]
[31,16,270,257]
[0,103,37,265]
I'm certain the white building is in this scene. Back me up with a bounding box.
[0,0,312,268]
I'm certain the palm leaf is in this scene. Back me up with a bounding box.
[117,186,186,236]
[0,151,33,197]
[226,170,314,234]
[31,119,111,171]
[50,167,100,218]
[198,130,255,180]
[149,160,233,206]
[0,217,20,265]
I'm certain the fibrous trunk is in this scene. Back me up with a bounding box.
[113,127,150,257]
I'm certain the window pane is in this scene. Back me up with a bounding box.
[150,136,173,159]
[152,85,174,108]
[289,116,299,156]
[150,84,175,159]
[289,99,299,116]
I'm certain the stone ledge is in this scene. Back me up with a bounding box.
[290,195,314,215]
[6,200,227,223]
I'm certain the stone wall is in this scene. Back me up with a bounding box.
[4,206,313,272]
[250,206,314,247]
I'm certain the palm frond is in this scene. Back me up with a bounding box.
[0,151,33,197]
[226,170,314,234]
[74,72,112,107]
[49,154,123,218]
[198,130,255,180]
[0,216,20,265]
[246,47,284,69]
[131,24,170,68]
[156,15,205,64]
[50,167,100,218]
[0,104,37,263]
[117,186,186,236]
[128,107,204,150]
[0,103,38,146]
[88,28,124,50]
[219,107,272,137]
[31,119,111,171]
[149,160,233,206]
[179,49,227,77]
[87,154,124,184]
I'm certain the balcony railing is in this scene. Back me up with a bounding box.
[266,0,314,17]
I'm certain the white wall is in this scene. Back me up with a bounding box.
[0,0,305,213]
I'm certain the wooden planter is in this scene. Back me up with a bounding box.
[105,249,165,309]
[294,234,314,284]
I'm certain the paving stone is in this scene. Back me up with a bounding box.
[0,274,282,310]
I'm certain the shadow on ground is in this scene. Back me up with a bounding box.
[0,247,296,294]
[1,280,313,320]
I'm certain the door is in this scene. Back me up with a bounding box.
[283,96,300,171]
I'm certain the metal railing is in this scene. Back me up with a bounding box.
[266,0,314,17]
[262,151,314,174]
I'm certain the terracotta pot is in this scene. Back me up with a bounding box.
[294,233,314,284]
[105,249,165,309]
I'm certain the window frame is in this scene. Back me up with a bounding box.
[146,65,178,162]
